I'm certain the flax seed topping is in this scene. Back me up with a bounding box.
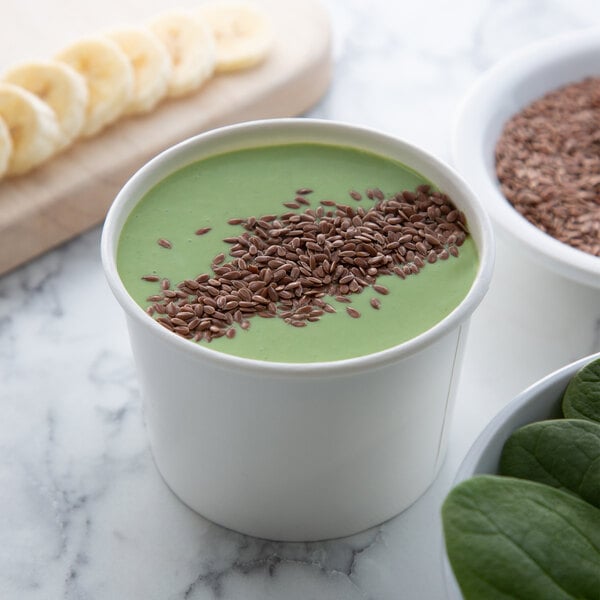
[145,186,469,342]
[495,77,600,257]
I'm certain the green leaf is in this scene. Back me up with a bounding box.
[442,475,600,600]
[562,357,600,424]
[499,419,600,509]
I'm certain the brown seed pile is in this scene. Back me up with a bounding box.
[495,77,600,257]
[144,185,469,342]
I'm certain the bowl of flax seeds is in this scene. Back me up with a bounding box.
[451,28,600,289]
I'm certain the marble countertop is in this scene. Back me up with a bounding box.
[2,1,600,598]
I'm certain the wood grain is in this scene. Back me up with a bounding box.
[0,0,332,274]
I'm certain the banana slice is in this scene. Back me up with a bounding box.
[0,115,12,180]
[3,60,88,150]
[147,12,215,98]
[55,36,134,137]
[197,1,273,73]
[0,83,61,176]
[106,27,172,115]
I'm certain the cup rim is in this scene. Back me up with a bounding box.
[451,27,600,288]
[101,118,494,376]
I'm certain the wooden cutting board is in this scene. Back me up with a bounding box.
[0,0,332,275]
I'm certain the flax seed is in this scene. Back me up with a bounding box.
[146,182,468,342]
[415,242,427,255]
[188,317,201,330]
[372,284,389,295]
[212,253,226,266]
[496,76,600,256]
[423,233,440,247]
[176,311,195,320]
[370,298,381,309]
[346,307,361,318]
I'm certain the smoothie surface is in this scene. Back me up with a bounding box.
[117,143,478,362]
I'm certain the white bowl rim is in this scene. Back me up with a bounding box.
[453,350,600,484]
[452,27,600,289]
[444,350,600,600]
[101,117,494,377]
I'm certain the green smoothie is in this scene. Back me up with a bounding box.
[117,143,478,362]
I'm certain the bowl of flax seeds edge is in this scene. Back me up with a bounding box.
[451,28,600,289]
[449,29,600,379]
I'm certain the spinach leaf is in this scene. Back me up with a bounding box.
[562,357,600,424]
[442,475,600,600]
[499,418,600,508]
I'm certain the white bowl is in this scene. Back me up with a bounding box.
[102,118,494,541]
[452,27,600,288]
[451,29,600,391]
[443,350,600,599]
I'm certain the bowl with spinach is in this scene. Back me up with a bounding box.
[442,352,600,600]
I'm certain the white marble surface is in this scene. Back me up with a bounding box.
[2,1,600,598]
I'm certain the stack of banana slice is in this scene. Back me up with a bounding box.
[0,1,272,180]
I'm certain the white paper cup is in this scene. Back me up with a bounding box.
[101,118,494,541]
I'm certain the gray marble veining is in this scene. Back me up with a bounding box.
[2,0,600,598]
